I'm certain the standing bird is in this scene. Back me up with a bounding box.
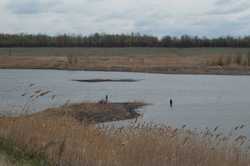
[170,99,173,108]
[105,95,109,104]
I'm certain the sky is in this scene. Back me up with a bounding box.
[0,0,250,37]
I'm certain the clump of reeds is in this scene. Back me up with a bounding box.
[0,154,12,166]
[208,52,250,67]
[247,52,250,66]
[0,114,249,166]
[67,54,78,66]
[0,137,48,166]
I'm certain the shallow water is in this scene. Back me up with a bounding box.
[0,69,250,136]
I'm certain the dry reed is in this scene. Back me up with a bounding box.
[208,53,250,67]
[0,112,249,166]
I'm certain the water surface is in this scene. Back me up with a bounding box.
[0,69,250,135]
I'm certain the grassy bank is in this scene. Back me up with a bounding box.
[1,47,250,75]
[0,101,249,166]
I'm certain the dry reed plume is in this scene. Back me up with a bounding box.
[208,53,250,67]
[0,107,249,166]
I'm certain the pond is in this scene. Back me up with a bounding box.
[0,69,250,135]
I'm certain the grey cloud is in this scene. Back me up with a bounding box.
[189,14,250,37]
[208,3,250,15]
[1,0,250,37]
[6,0,60,14]
[215,0,235,6]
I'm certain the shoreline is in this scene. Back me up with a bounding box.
[1,67,250,76]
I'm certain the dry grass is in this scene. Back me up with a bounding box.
[0,54,204,71]
[1,47,250,74]
[0,137,47,166]
[0,153,13,166]
[0,103,249,166]
[208,53,250,67]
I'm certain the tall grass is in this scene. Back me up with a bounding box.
[1,47,250,74]
[247,52,250,66]
[208,53,250,67]
[0,114,249,166]
[0,153,13,166]
[0,137,48,166]
[66,55,78,67]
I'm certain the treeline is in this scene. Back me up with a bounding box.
[1,33,250,47]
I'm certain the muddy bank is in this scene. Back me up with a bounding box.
[31,102,145,124]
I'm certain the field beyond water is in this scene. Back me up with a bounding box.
[1,47,250,75]
[0,102,250,166]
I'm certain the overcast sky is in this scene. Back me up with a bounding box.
[0,0,250,37]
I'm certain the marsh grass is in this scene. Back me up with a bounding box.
[0,111,249,166]
[0,137,49,166]
[247,52,250,66]
[67,55,78,66]
[0,153,13,166]
[208,53,250,67]
[1,47,250,74]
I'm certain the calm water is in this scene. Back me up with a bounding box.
[0,69,250,135]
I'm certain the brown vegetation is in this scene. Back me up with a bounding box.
[0,138,47,166]
[208,53,250,67]
[0,154,13,166]
[0,102,249,166]
[1,47,250,75]
[0,51,205,72]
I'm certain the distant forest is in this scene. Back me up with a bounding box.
[1,33,250,47]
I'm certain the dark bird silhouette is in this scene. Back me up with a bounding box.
[105,95,109,103]
[170,99,173,108]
